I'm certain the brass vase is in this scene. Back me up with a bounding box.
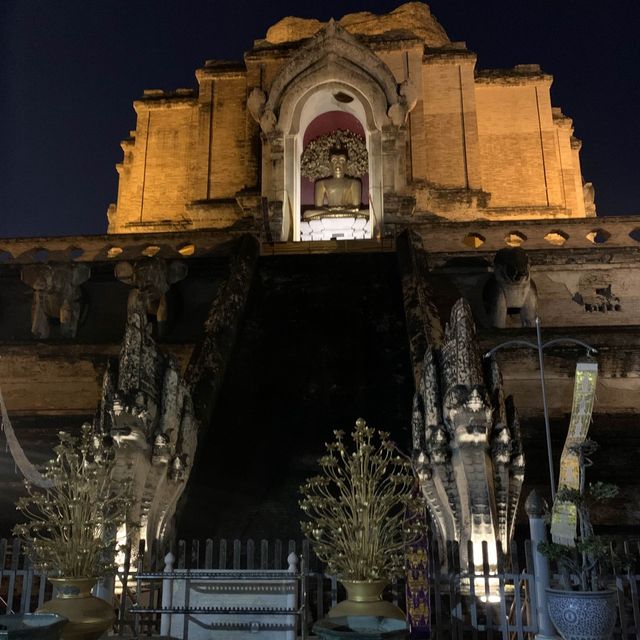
[37,578,115,640]
[328,579,406,620]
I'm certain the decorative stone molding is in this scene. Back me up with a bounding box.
[396,230,445,382]
[412,299,525,568]
[247,88,268,128]
[583,182,596,217]
[388,79,418,126]
[21,263,91,339]
[262,20,406,134]
[185,235,259,404]
[115,257,188,336]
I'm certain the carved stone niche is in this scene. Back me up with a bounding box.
[412,299,525,575]
[482,247,538,328]
[21,263,91,338]
[248,20,416,242]
[115,257,188,337]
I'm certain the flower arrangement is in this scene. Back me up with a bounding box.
[300,418,424,581]
[13,424,133,577]
[300,130,368,181]
[538,439,618,591]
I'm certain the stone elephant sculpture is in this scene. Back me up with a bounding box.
[482,247,538,328]
[115,258,188,336]
[21,263,91,338]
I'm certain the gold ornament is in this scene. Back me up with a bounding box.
[14,424,134,577]
[300,418,425,581]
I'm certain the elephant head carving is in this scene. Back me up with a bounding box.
[483,247,538,328]
[115,258,187,336]
[21,263,91,338]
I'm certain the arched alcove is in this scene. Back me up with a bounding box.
[296,103,374,241]
[281,82,384,241]
[301,111,368,210]
[257,21,410,241]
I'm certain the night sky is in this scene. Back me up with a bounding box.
[2,0,639,238]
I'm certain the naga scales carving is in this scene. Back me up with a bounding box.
[412,299,525,571]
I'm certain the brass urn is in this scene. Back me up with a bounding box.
[37,578,115,640]
[328,579,405,620]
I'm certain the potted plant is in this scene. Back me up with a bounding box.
[539,440,619,640]
[300,418,424,621]
[13,424,133,640]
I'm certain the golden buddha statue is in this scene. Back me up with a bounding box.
[304,150,367,220]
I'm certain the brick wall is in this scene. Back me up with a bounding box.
[108,27,590,233]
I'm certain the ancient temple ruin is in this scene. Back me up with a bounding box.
[107,2,593,241]
[0,3,638,549]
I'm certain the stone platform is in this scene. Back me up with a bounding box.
[300,215,370,241]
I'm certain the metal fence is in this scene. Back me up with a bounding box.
[428,538,538,640]
[124,538,409,634]
[0,536,638,639]
[605,539,640,640]
[117,538,313,638]
[0,538,50,614]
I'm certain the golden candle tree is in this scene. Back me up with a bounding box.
[300,418,424,581]
[13,424,134,577]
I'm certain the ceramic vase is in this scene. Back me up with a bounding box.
[0,613,67,640]
[546,588,617,640]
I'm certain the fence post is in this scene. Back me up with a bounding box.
[160,551,175,637]
[287,553,299,640]
[525,490,559,640]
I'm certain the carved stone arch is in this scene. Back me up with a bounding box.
[276,78,386,242]
[279,62,389,135]
[264,20,401,121]
[290,81,379,136]
[258,20,411,241]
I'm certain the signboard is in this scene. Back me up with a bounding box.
[550,361,598,546]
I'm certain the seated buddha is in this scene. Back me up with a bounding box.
[303,149,368,220]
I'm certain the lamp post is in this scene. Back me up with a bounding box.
[484,317,596,502]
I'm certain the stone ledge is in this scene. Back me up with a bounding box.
[476,65,552,85]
